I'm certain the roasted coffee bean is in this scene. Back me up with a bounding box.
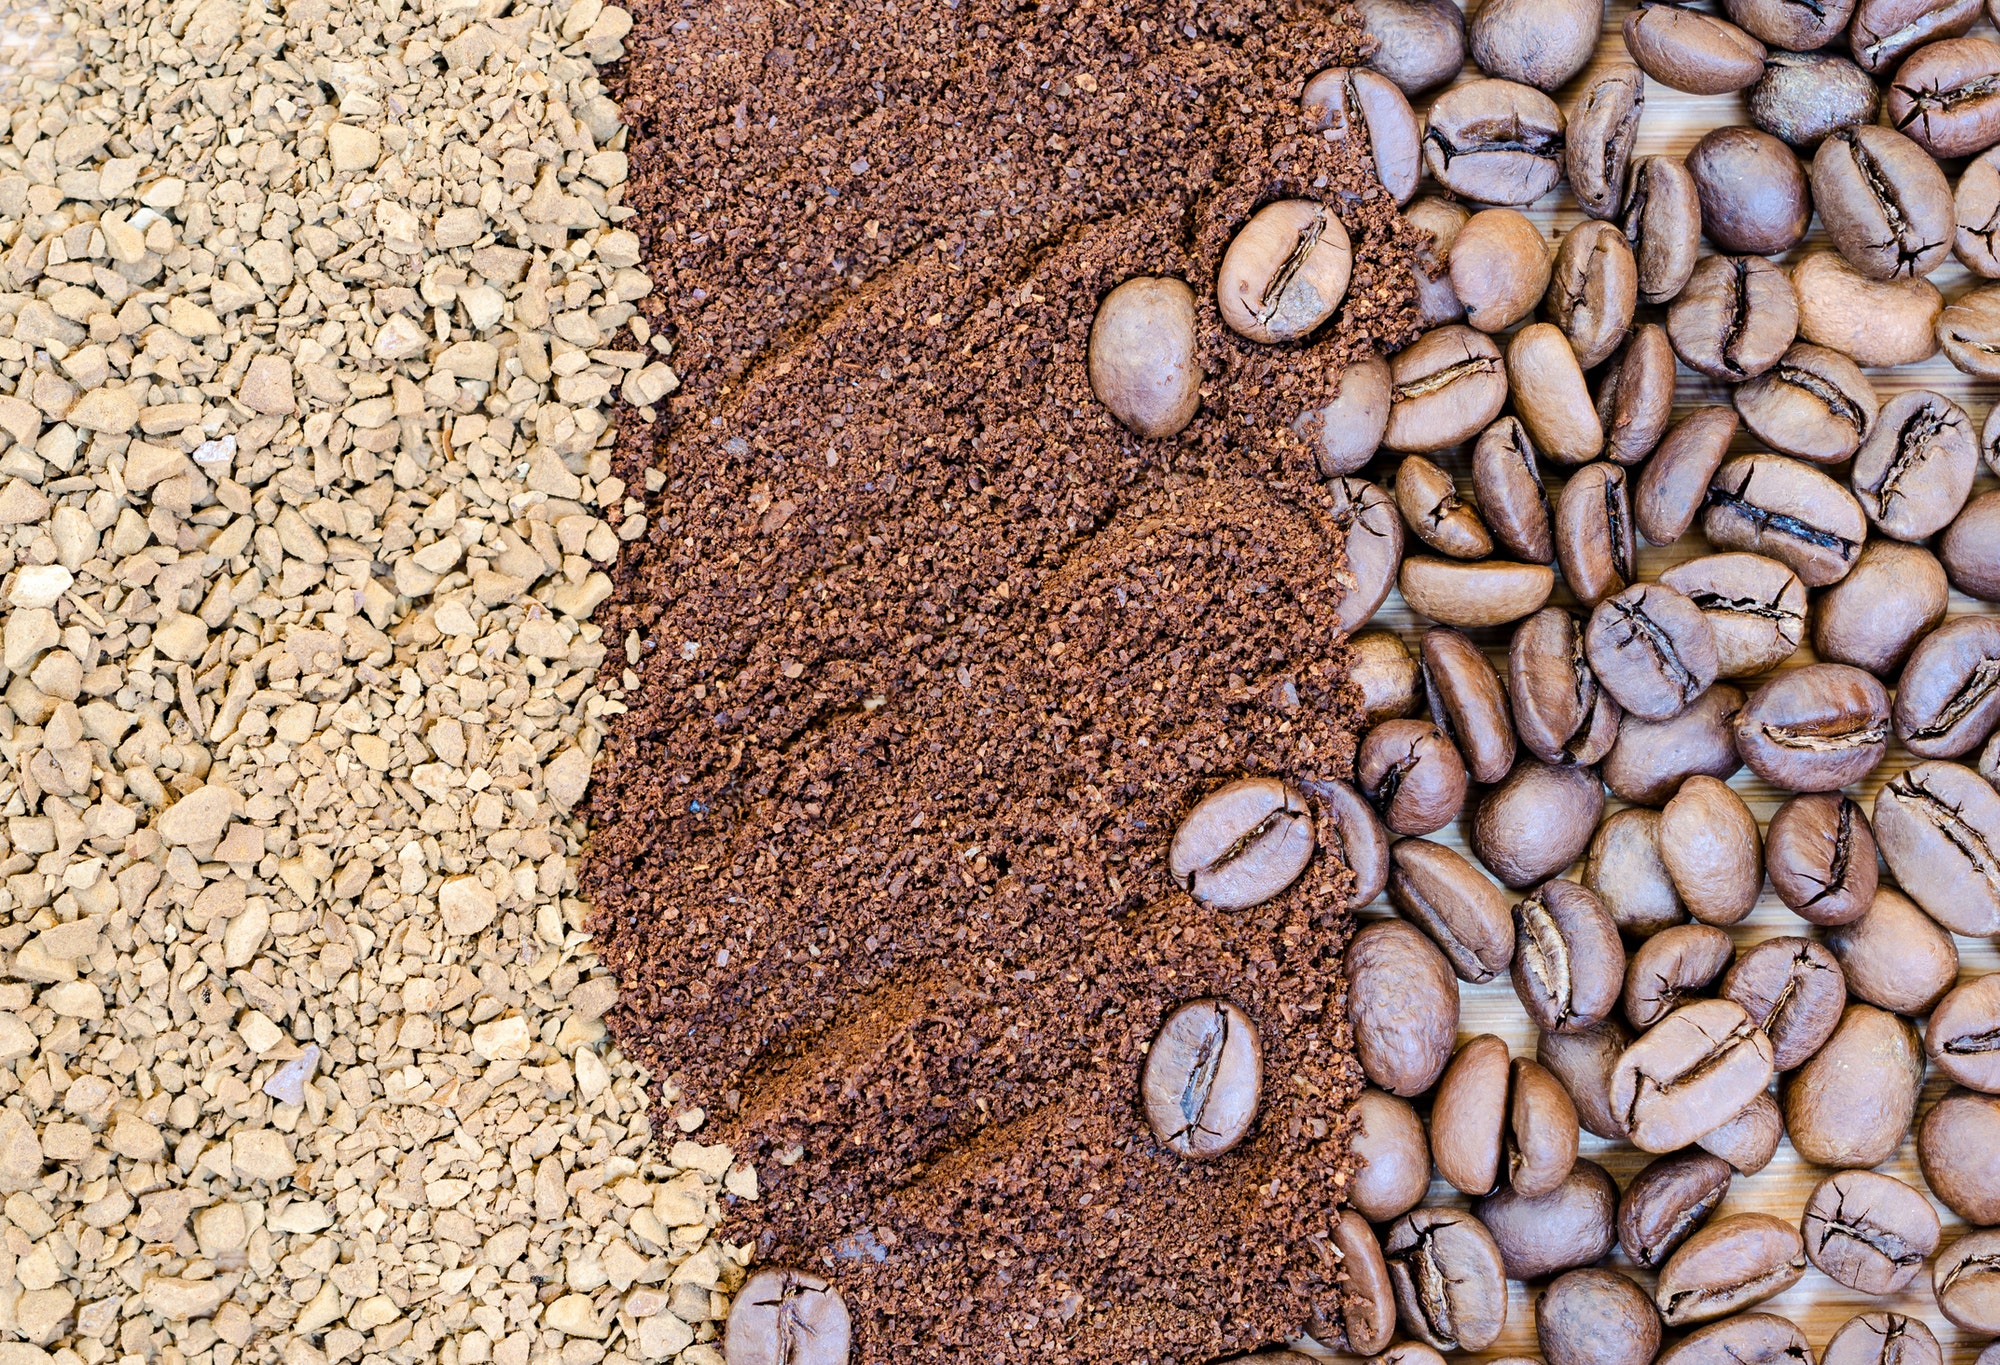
[1625,2,1767,93]
[1088,277,1201,439]
[1347,919,1460,1096]
[1827,886,1957,1015]
[1984,730,2000,785]
[1310,1213,1397,1356]
[1406,195,1471,328]
[1510,323,1604,466]
[1142,998,1261,1159]
[1451,207,1551,333]
[1474,1158,1618,1280]
[1353,630,1422,726]
[1349,1087,1432,1222]
[1920,1087,2000,1224]
[1625,924,1734,1029]
[1395,455,1491,561]
[1357,0,1468,94]
[1821,1312,1943,1365]
[1722,936,1844,1070]
[1851,0,1980,73]
[1812,539,1949,675]
[1636,407,1737,546]
[1655,1313,1814,1365]
[1688,126,1812,255]
[1422,627,1514,783]
[1423,79,1567,206]
[1960,147,2000,276]
[1303,66,1422,206]
[1655,1212,1806,1326]
[1556,462,1636,607]
[1170,778,1313,910]
[1585,584,1718,722]
[1390,838,1516,983]
[1431,1034,1511,1194]
[1546,220,1638,368]
[1887,36,2000,158]
[1567,65,1646,221]
[1668,255,1797,381]
[1787,1004,1924,1168]
[1727,0,1855,47]
[1793,248,1943,367]
[1943,285,2000,379]
[1749,50,1882,150]
[1895,616,2000,758]
[1622,158,1702,306]
[1801,1170,1939,1296]
[1591,807,1689,936]
[1217,201,1351,344]
[1385,324,1508,451]
[1657,553,1807,679]
[1611,999,1776,1153]
[1305,778,1390,910]
[1537,1269,1660,1365]
[1765,793,1878,927]
[1471,0,1600,90]
[1539,1019,1633,1140]
[1620,1152,1733,1269]
[1329,476,1403,633]
[1874,759,2000,934]
[1851,389,1978,541]
[1382,1208,1509,1352]
[1508,608,1622,767]
[1935,1229,2000,1333]
[1736,663,1890,791]
[1597,323,1677,463]
[1473,760,1604,890]
[1945,489,2000,601]
[1697,1091,1784,1175]
[1812,126,1953,280]
[1929,974,2000,1093]
[1602,684,1746,806]
[1357,720,1467,838]
[1473,418,1554,563]
[1400,556,1556,628]
[1659,776,1762,927]
[1378,1347,1448,1365]
[725,1270,851,1365]
[1298,355,1391,477]
[1703,453,1865,587]
[1513,878,1623,1034]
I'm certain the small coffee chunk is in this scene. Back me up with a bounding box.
[1703,453,1866,587]
[1347,1088,1431,1223]
[1584,584,1718,722]
[1356,0,1468,94]
[1430,1034,1511,1194]
[1668,255,1797,380]
[1141,999,1262,1159]
[1656,553,1807,679]
[1470,0,1601,90]
[1169,777,1313,910]
[1556,462,1637,607]
[1088,277,1201,438]
[1298,355,1391,477]
[1217,200,1352,344]
[1750,50,1880,150]
[1545,219,1639,368]
[1920,1087,2000,1225]
[1945,489,2000,600]
[1893,616,2000,759]
[1786,1004,1924,1168]
[1851,389,1977,542]
[1812,125,1953,279]
[1622,159,1702,306]
[1346,919,1460,1096]
[725,1270,852,1365]
[1302,67,1421,205]
[1801,1170,1939,1295]
[1793,248,1944,367]
[1623,2,1767,93]
[1873,759,2000,935]
[1821,1312,1943,1365]
[1654,1212,1806,1326]
[1512,878,1623,1034]
[1687,126,1812,255]
[1936,1229,2000,1333]
[1928,974,2000,1094]
[1886,35,2000,158]
[1568,64,1646,221]
[1451,208,1550,333]
[1329,476,1404,632]
[1618,1151,1732,1269]
[1422,79,1566,205]
[1610,998,1775,1153]
[1351,630,1421,725]
[1396,454,1491,561]
[1536,1268,1660,1365]
[1399,556,1555,628]
[1382,1208,1509,1352]
[1734,663,1890,791]
[1721,935,1844,1069]
[1697,1091,1783,1175]
[1389,838,1516,984]
[1852,0,1980,73]
[1601,684,1745,806]
[1636,407,1737,546]
[1471,759,1604,890]
[1385,325,1508,452]
[1827,886,1958,1015]
[1421,626,1514,783]
[1597,323,1678,462]
[1472,418,1554,562]
[1655,1314,1813,1365]
[1731,341,1877,464]
[1659,775,1762,927]
[1357,719,1467,838]
[1310,778,1391,911]
[1624,923,1734,1029]
[1812,539,1949,675]
[1539,1020,1634,1141]
[1507,608,1622,767]
[1590,808,1688,938]
[1509,323,1604,467]
[1765,792,1878,927]
[1475,1159,1619,1281]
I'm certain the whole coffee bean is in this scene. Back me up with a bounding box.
[1537,1269,1660,1365]
[1311,1213,1397,1355]
[1851,389,1978,541]
[1888,36,2000,158]
[1636,407,1737,546]
[1547,221,1638,369]
[1786,1003,1923,1167]
[1432,1034,1511,1194]
[1812,126,1953,280]
[1513,878,1624,1034]
[1657,553,1808,679]
[1585,584,1718,722]
[1945,489,2000,600]
[1895,616,2000,758]
[1722,936,1844,1069]
[1357,0,1467,94]
[1378,1347,1447,1365]
[1451,208,1551,333]
[1612,999,1776,1153]
[1347,919,1459,1096]
[1218,201,1352,344]
[725,1270,851,1365]
[1353,630,1422,726]
[1406,196,1471,328]
[1602,684,1746,806]
[1697,1091,1784,1175]
[1764,792,1878,927]
[1395,455,1491,561]
[1660,776,1762,927]
[1736,663,1890,791]
[1620,1151,1733,1269]
[1474,1158,1619,1280]
[1813,539,1949,675]
[1597,323,1677,463]
[1390,838,1516,983]
[1142,998,1261,1158]
[1473,418,1554,563]
[1472,760,1605,889]
[1471,0,1600,90]
[1305,778,1390,910]
[1298,355,1391,477]
[1568,65,1646,221]
[1508,608,1622,767]
[1088,277,1201,439]
[1655,1213,1806,1326]
[1349,1087,1432,1222]
[1383,1208,1509,1352]
[1851,0,1980,72]
[1625,2,1767,93]
[1935,1229,2000,1333]
[1422,627,1514,783]
[1423,79,1567,206]
[1821,1312,1943,1365]
[1727,0,1855,47]
[1827,886,1957,1015]
[1929,974,2000,1093]
[1329,476,1403,633]
[1357,720,1467,838]
[1385,324,1508,451]
[1400,556,1556,628]
[1625,924,1734,1029]
[1539,1018,1634,1140]
[1801,1170,1939,1296]
[1656,1314,1813,1365]
[1703,454,1866,587]
[1510,323,1604,466]
[1920,1086,2000,1224]
[1591,808,1688,937]
[1688,126,1812,255]
[1668,255,1797,381]
[1793,248,1943,367]
[1874,760,2000,934]
[1170,778,1314,910]
[1961,147,2000,276]
[1622,159,1702,306]
[1303,67,1422,206]
[1749,50,1882,150]
[1556,462,1636,607]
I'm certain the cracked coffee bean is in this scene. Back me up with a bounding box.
[1557,462,1637,607]
[1750,50,1882,150]
[1852,389,1978,541]
[1546,220,1638,369]
[1935,1228,2000,1333]
[1668,254,1797,380]
[1591,809,1688,938]
[1959,146,2000,276]
[1655,1313,1815,1365]
[1920,1087,2000,1224]
[1821,1312,1942,1365]
[1894,616,2000,758]
[1727,0,1854,48]
[1475,1158,1618,1280]
[1598,323,1677,465]
[1622,158,1702,305]
[1169,777,1314,909]
[1636,406,1737,546]
[1732,342,1877,464]
[1801,1170,1939,1296]
[1348,1087,1431,1222]
[1540,1019,1634,1140]
[1654,1213,1806,1326]
[1874,759,2000,934]
[1141,998,1262,1159]
[1611,998,1775,1153]
[1431,1034,1510,1194]
[1624,924,1734,1029]
[1657,552,1808,679]
[1217,199,1352,343]
[1661,775,1763,928]
[1422,79,1566,206]
[1721,935,1844,1069]
[1385,324,1508,451]
[1390,838,1516,984]
[1602,683,1746,806]
[1619,1151,1732,1269]
[1302,66,1421,205]
[1568,64,1646,221]
[1929,973,2000,1094]
[1329,476,1404,632]
[1941,283,2000,379]
[1828,886,1957,1015]
[1536,1268,1660,1365]
[1688,126,1812,255]
[1357,719,1468,837]
[1698,1091,1783,1174]
[1399,556,1556,628]
[1585,583,1718,722]
[1812,125,1952,279]
[1298,355,1391,477]
[1470,0,1601,91]
[1382,1207,1509,1352]
[1703,453,1865,587]
[1306,778,1389,911]
[1735,663,1891,791]
[1088,277,1201,439]
[1765,792,1878,927]
[1407,195,1471,327]
[1396,455,1492,560]
[1347,919,1460,1096]
[1509,322,1603,466]
[1512,877,1623,1034]
[1311,1212,1397,1356]
[1624,2,1767,93]
[726,1269,853,1365]
[1945,489,2000,600]
[1452,208,1551,333]
[1422,626,1515,783]
[1852,0,1981,73]
[1508,608,1623,767]
[1788,1004,1924,1167]
[1472,418,1554,562]
[1814,539,1949,675]
[1356,0,1468,95]
[1353,630,1422,725]
[1887,36,2000,158]
[1473,759,1605,890]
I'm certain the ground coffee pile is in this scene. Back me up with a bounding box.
[582,0,1426,1356]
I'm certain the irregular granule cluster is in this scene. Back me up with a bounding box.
[585,0,1423,1357]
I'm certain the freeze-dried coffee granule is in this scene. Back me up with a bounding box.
[583,0,1424,1357]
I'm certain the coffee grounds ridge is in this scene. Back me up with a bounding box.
[583,0,1426,1356]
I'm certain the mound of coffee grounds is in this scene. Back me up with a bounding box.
[583,0,1424,1357]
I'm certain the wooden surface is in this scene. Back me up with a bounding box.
[1305,2,2000,1359]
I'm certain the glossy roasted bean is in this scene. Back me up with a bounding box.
[1624,2,1767,93]
[1851,0,1980,73]
[1142,998,1262,1158]
[1389,838,1516,983]
[1660,776,1763,927]
[1935,1229,2000,1333]
[1597,323,1678,462]
[1329,477,1404,633]
[1732,343,1876,464]
[1357,0,1468,94]
[1687,126,1812,255]
[1584,584,1718,722]
[1622,158,1702,305]
[1873,759,2000,935]
[1703,453,1867,587]
[1537,1268,1660,1365]
[1801,1170,1939,1295]
[1431,1034,1511,1194]
[1302,67,1422,205]
[1357,720,1468,837]
[1539,1019,1633,1140]
[1735,663,1891,791]
[1169,778,1314,909]
[1399,556,1556,628]
[1887,36,2000,158]
[1088,278,1201,438]
[1470,0,1602,91]
[1667,255,1797,380]
[1472,759,1604,891]
[1611,999,1776,1153]
[1568,65,1647,221]
[1894,616,2000,758]
[1311,1213,1398,1355]
[1346,919,1460,1096]
[1306,777,1390,910]
[1382,1208,1509,1352]
[1920,1086,2000,1225]
[1474,1158,1619,1280]
[1721,936,1845,1069]
[1619,1151,1732,1269]
[1546,220,1639,368]
[1636,406,1737,546]
[1473,418,1554,562]
[1512,878,1624,1034]
[1941,284,2000,379]
[1727,0,1855,48]
[1396,454,1492,560]
[1407,195,1471,328]
[1385,325,1509,451]
[1624,923,1734,1029]
[1821,1312,1943,1365]
[1812,539,1949,675]
[1657,552,1807,679]
[1422,627,1514,783]
[1655,1313,1814,1365]
[1960,146,2000,276]
[1591,807,1689,938]
[1793,248,1944,367]
[1811,125,1953,279]
[1698,1091,1784,1175]
[1556,462,1637,607]
[1216,200,1352,343]
[1850,389,1978,541]
[1654,1212,1806,1326]
[1451,207,1551,333]
[1423,79,1567,206]
[1602,684,1745,806]
[1928,973,2000,1094]
[1508,608,1622,767]
[1765,793,1879,927]
[1786,1004,1924,1168]
[1509,323,1604,466]
[1750,50,1881,149]
[1945,489,2000,600]
[1352,630,1422,726]
[1348,1087,1432,1222]
[1827,886,1957,1015]
[1298,355,1391,478]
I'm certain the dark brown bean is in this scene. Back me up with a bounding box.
[1568,64,1647,221]
[1654,1213,1806,1326]
[1851,0,1980,73]
[1298,355,1391,478]
[1470,0,1602,91]
[1959,146,2000,277]
[1785,1003,1924,1168]
[1765,792,1878,927]
[1687,126,1812,256]
[1893,616,2000,759]
[1812,539,1949,676]
[1349,1087,1432,1223]
[1584,584,1718,722]
[1513,878,1624,1034]
[1656,552,1807,679]
[1920,1086,2000,1225]
[1451,207,1552,333]
[1382,1208,1509,1352]
[1346,919,1460,1096]
[1826,886,1957,1015]
[1591,807,1688,937]
[1659,776,1762,928]
[1696,1090,1783,1175]
[1611,999,1775,1153]
[1390,837,1517,983]
[1624,923,1734,1029]
[1422,79,1567,207]
[1357,0,1468,95]
[1727,0,1855,48]
[1873,759,2000,935]
[1353,630,1422,726]
[1088,277,1201,438]
[1636,407,1737,546]
[1821,1312,1942,1365]
[1510,323,1604,466]
[1935,1229,2000,1333]
[1928,973,2000,1094]
[1302,66,1422,206]
[1537,1268,1660,1365]
[1811,125,1954,279]
[1850,389,1978,542]
[1750,51,1881,150]
[1555,462,1636,608]
[1703,453,1866,588]
[1216,200,1351,343]
[1596,323,1677,463]
[1432,1033,1511,1195]
[1945,489,2000,601]
[1620,1151,1733,1269]
[1311,1213,1398,1356]
[1622,159,1702,306]
[1329,476,1404,633]
[1941,283,2000,379]
[1142,998,1262,1158]
[1385,324,1509,451]
[1667,255,1797,381]
[1655,1313,1813,1365]
[1474,1158,1619,1281]
[1735,663,1891,792]
[1602,683,1745,806]
[1732,342,1877,464]
[1357,719,1467,838]
[1170,777,1314,910]
[1624,3,1768,94]
[1539,1019,1634,1140]
[1400,556,1557,628]
[1473,417,1554,563]
[1508,608,1622,767]
[1886,36,2000,159]
[1407,195,1471,328]
[1800,1170,1939,1296]
[1793,248,1943,367]
[1546,220,1639,369]
[1471,760,1605,890]
[1305,777,1390,911]
[1721,936,1845,1070]
[1396,453,1493,560]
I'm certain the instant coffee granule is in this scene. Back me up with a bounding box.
[584,0,1423,1357]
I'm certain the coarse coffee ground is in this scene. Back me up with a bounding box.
[582,0,1425,1357]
